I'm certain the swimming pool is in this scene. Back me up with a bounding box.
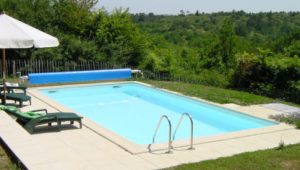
[40,83,276,145]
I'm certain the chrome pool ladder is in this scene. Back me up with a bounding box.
[148,115,172,153]
[173,113,194,150]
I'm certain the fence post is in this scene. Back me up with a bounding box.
[12,60,16,77]
[37,59,40,73]
[64,62,67,71]
[73,62,76,71]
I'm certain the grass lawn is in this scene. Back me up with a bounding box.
[142,80,277,105]
[0,144,17,170]
[168,144,300,170]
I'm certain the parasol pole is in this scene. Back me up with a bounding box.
[1,12,6,104]
[2,49,6,104]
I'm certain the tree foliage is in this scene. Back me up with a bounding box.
[0,0,147,66]
[0,1,299,103]
[95,9,148,66]
[133,11,300,103]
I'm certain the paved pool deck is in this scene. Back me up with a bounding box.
[261,103,300,114]
[1,82,300,170]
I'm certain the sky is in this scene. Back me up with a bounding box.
[96,0,300,15]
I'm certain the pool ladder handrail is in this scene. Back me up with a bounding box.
[173,113,194,150]
[148,115,172,153]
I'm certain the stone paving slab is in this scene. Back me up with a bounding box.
[261,103,300,114]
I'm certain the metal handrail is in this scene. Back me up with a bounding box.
[148,115,172,153]
[173,113,194,150]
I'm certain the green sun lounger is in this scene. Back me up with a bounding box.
[0,85,31,106]
[0,105,82,133]
[0,93,32,106]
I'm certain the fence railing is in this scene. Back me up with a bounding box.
[0,59,201,85]
[0,59,129,77]
[141,70,206,85]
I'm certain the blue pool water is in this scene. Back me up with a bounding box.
[41,83,276,144]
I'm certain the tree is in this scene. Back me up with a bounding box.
[95,9,148,67]
[207,18,236,69]
[218,18,236,67]
[179,10,185,16]
[52,0,94,35]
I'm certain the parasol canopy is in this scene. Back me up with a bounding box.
[0,12,59,104]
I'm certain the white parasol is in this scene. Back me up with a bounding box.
[0,12,59,104]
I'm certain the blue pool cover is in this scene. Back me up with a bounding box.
[29,69,132,84]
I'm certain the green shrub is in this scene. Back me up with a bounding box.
[277,140,285,150]
[172,69,230,87]
[270,113,300,128]
[232,52,300,103]
[295,120,300,129]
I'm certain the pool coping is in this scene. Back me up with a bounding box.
[28,81,294,154]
